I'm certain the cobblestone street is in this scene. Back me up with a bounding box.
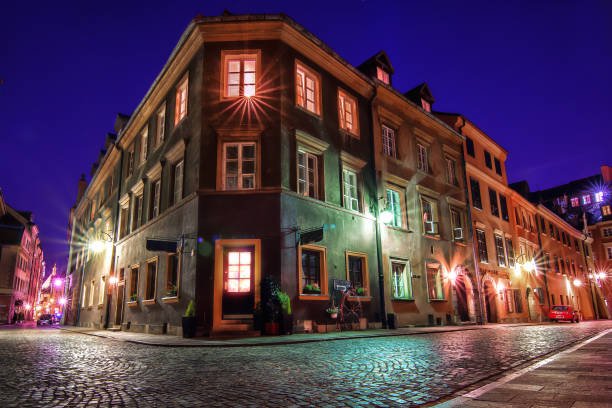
[1,322,611,407]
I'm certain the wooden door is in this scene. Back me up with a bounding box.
[222,247,255,318]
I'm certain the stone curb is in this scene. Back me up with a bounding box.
[53,322,545,348]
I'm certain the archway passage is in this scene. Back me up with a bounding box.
[455,276,470,322]
[483,281,497,323]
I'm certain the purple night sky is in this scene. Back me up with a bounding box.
[1,1,611,274]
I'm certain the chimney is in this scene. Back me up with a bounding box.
[76,174,87,204]
[601,165,612,184]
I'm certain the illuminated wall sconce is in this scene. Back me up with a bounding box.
[109,276,118,285]
[573,279,582,287]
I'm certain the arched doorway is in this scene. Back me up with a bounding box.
[453,275,475,322]
[483,280,498,323]
[526,287,538,322]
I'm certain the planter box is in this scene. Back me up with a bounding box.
[182,316,196,338]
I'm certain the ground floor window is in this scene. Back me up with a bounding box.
[165,253,179,297]
[513,289,523,313]
[144,259,157,301]
[391,259,412,299]
[426,262,445,300]
[129,267,139,302]
[505,289,514,313]
[346,252,368,296]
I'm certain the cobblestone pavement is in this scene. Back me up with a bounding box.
[1,321,611,407]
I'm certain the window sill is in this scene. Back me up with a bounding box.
[453,240,467,247]
[347,296,372,302]
[162,296,179,304]
[424,234,441,240]
[339,128,359,139]
[97,304,104,309]
[392,298,415,302]
[385,225,411,233]
[428,298,447,302]
[295,104,322,120]
[127,301,138,307]
[299,294,330,301]
[142,299,156,306]
[87,306,93,310]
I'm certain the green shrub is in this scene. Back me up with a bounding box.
[277,291,291,315]
[185,300,196,317]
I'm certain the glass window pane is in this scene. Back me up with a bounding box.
[244,60,256,72]
[239,265,250,278]
[243,85,255,97]
[228,252,240,265]
[242,176,254,189]
[228,60,240,72]
[226,145,238,159]
[226,176,237,189]
[242,144,255,158]
[227,86,239,97]
[242,160,255,174]
[240,252,251,264]
[228,279,239,292]
[243,72,255,84]
[228,73,240,85]
[226,161,238,175]
[239,279,251,292]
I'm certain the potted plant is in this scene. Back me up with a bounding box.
[129,294,138,302]
[277,291,293,335]
[356,287,365,296]
[261,276,280,335]
[303,283,321,294]
[166,284,178,297]
[182,300,197,338]
[326,305,339,319]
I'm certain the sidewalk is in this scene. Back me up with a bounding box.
[54,322,542,347]
[435,328,612,408]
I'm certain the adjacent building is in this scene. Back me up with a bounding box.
[0,189,45,323]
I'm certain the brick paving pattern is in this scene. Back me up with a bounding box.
[1,322,611,407]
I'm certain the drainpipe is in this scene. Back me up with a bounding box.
[535,211,551,319]
[367,86,387,328]
[458,116,484,325]
[104,146,124,329]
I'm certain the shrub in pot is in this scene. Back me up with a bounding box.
[261,276,280,335]
[277,291,293,335]
[182,300,197,338]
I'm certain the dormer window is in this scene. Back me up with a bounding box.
[376,67,389,84]
[421,99,431,112]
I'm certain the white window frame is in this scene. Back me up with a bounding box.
[595,192,604,202]
[222,142,257,190]
[223,52,258,98]
[450,208,464,241]
[175,75,188,125]
[385,187,403,228]
[342,168,360,212]
[391,258,412,299]
[382,125,396,158]
[297,150,318,199]
[338,89,359,137]
[156,105,166,147]
[296,62,320,115]
[420,196,438,235]
[417,143,429,173]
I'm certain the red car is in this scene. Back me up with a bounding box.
[548,305,580,323]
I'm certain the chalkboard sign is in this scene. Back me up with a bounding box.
[333,279,351,291]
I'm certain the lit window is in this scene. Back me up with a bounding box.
[421,99,431,112]
[450,208,463,241]
[417,143,428,173]
[175,75,188,125]
[421,196,438,235]
[140,127,148,163]
[426,262,444,300]
[570,197,579,207]
[382,125,396,158]
[223,143,256,190]
[582,194,591,205]
[296,62,320,115]
[156,105,166,147]
[446,158,457,185]
[385,188,403,228]
[607,247,612,260]
[338,90,359,136]
[226,251,252,293]
[476,229,488,263]
[300,245,327,295]
[376,67,389,84]
[391,259,412,299]
[144,260,157,301]
[495,235,506,267]
[342,168,360,212]
[347,253,368,296]
[165,253,179,297]
[224,53,257,98]
[297,150,318,199]
[89,280,95,306]
[171,160,184,205]
[506,238,515,267]
[603,205,611,216]
[595,191,604,202]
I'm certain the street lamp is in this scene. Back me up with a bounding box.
[89,232,113,253]
[58,297,67,306]
[573,279,583,287]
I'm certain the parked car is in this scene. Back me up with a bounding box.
[37,314,57,326]
[548,305,580,323]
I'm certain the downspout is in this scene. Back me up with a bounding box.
[104,146,124,329]
[458,116,485,325]
[535,212,551,320]
[368,86,387,328]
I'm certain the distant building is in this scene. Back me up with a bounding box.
[39,264,66,318]
[0,189,45,323]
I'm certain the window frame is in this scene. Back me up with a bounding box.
[494,157,502,175]
[376,66,390,84]
[499,194,509,221]
[416,143,429,173]
[426,261,446,301]
[476,229,489,263]
[506,238,515,268]
[450,207,464,242]
[171,159,184,205]
[98,276,106,306]
[149,179,161,220]
[140,126,148,164]
[298,244,328,299]
[143,257,157,304]
[295,60,321,116]
[345,251,369,297]
[420,195,439,236]
[470,177,482,210]
[156,104,166,148]
[489,188,499,217]
[465,137,475,157]
[222,142,257,191]
[128,266,139,302]
[337,89,359,138]
[495,234,507,267]
[385,185,405,229]
[164,253,180,300]
[342,167,361,212]
[390,258,412,300]
[174,74,189,125]
[221,50,260,99]
[297,149,319,199]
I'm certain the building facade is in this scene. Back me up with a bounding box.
[0,189,45,323]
